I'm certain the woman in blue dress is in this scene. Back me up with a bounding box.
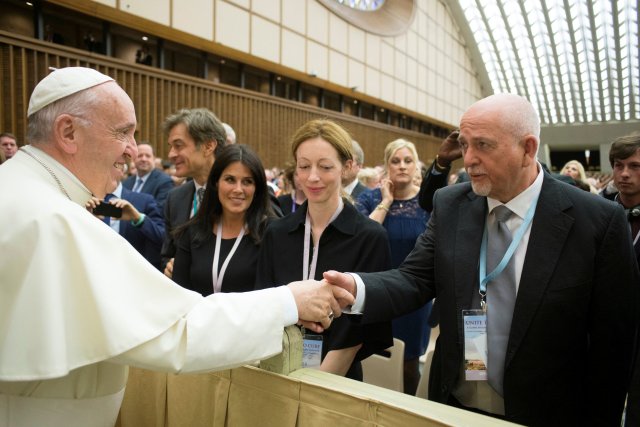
[357,138,431,395]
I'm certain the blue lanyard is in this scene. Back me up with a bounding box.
[478,195,539,308]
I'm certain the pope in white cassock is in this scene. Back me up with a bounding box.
[0,67,351,427]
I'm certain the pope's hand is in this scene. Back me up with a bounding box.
[288,280,354,333]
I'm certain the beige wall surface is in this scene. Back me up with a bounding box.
[88,0,482,126]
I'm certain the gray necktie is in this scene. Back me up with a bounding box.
[133,177,144,192]
[196,187,205,212]
[486,205,516,397]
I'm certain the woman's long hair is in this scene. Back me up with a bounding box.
[176,144,272,244]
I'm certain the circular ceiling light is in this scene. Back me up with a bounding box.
[318,0,415,36]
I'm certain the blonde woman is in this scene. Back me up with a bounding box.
[560,160,598,193]
[356,138,432,395]
[256,119,392,380]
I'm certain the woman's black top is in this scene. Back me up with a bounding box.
[255,201,392,380]
[173,224,261,295]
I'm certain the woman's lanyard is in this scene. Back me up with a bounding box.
[478,196,539,310]
[303,199,344,280]
[212,221,245,293]
[291,191,297,213]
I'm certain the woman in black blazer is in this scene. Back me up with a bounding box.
[173,144,274,295]
[256,119,392,380]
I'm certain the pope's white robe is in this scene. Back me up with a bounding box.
[0,146,296,427]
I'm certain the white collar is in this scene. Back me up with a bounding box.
[344,178,359,195]
[487,163,544,219]
[20,145,93,206]
[112,182,123,198]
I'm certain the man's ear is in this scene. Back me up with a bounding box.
[202,140,216,156]
[53,114,80,155]
[522,135,539,167]
[343,159,354,177]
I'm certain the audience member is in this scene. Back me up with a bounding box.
[0,132,18,159]
[256,119,392,380]
[86,169,165,270]
[161,108,226,277]
[342,139,368,199]
[412,161,425,186]
[173,144,273,294]
[606,131,640,427]
[357,138,432,395]
[325,93,637,425]
[0,66,351,425]
[123,143,174,210]
[418,130,461,212]
[560,159,597,193]
[222,122,236,144]
[358,167,380,189]
[277,162,306,215]
[265,168,279,194]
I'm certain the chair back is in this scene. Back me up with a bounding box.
[415,349,434,398]
[361,338,405,392]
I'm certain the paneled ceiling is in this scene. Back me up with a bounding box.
[446,0,639,150]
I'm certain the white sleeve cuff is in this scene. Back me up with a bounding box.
[277,286,300,326]
[346,273,366,314]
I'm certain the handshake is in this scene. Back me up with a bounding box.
[287,271,358,333]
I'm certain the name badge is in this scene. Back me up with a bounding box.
[302,333,323,369]
[463,309,488,381]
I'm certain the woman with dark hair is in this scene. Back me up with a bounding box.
[256,119,392,380]
[173,144,273,295]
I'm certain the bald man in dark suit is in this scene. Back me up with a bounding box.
[326,94,638,426]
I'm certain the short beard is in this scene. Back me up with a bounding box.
[471,181,491,197]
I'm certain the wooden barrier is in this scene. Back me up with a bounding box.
[115,366,518,427]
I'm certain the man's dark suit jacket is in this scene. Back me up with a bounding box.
[123,169,174,210]
[358,174,638,426]
[603,191,640,427]
[119,187,165,270]
[418,161,448,213]
[161,180,196,268]
[350,181,368,200]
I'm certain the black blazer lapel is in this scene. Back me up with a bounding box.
[454,191,487,313]
[506,176,574,366]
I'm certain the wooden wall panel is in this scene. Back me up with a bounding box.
[0,30,442,170]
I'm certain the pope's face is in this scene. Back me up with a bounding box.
[75,82,137,198]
